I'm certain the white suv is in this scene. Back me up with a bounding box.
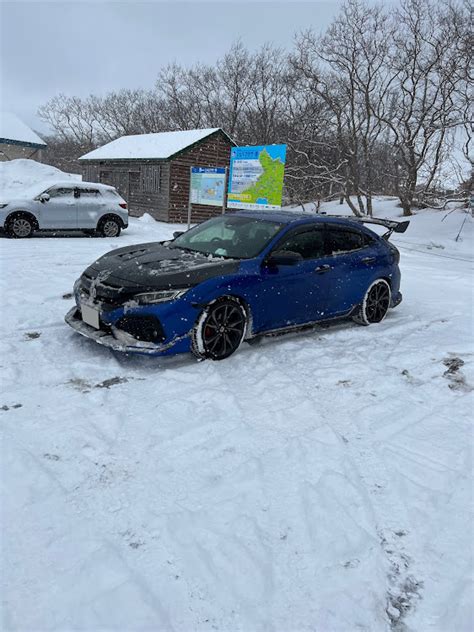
[0,181,129,238]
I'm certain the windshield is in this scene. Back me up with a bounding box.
[171,215,283,259]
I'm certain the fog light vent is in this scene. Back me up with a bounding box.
[115,315,165,343]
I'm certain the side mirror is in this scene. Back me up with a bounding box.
[267,250,303,266]
[173,231,184,239]
[39,193,50,203]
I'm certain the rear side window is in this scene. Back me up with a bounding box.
[326,228,369,255]
[276,229,325,260]
[78,188,100,197]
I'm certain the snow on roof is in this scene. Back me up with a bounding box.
[0,112,46,147]
[79,128,231,161]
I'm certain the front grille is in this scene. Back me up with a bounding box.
[80,274,127,306]
[114,315,165,343]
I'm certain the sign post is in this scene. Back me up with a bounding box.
[227,144,287,210]
[187,166,227,229]
[222,166,228,215]
[187,165,193,229]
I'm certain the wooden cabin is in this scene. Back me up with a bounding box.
[79,128,235,223]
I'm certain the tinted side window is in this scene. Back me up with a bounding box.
[326,229,367,255]
[277,229,325,260]
[79,188,100,197]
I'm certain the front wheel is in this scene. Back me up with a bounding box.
[193,299,247,360]
[6,213,34,238]
[353,279,391,325]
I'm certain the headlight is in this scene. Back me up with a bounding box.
[0,203,8,209]
[135,288,189,305]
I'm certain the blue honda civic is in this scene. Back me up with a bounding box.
[65,211,408,360]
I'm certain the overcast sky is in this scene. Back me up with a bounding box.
[0,0,343,135]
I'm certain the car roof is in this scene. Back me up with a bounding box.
[45,180,116,191]
[230,209,371,231]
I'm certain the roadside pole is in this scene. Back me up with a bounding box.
[187,165,193,230]
[222,166,228,215]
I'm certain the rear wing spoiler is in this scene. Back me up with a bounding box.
[328,216,410,239]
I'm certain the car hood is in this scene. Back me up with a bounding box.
[82,241,240,296]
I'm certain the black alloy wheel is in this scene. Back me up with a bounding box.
[355,279,391,325]
[195,300,247,360]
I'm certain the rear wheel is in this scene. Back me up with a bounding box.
[354,279,391,325]
[193,299,247,360]
[97,216,121,237]
[6,213,35,238]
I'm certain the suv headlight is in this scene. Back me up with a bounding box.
[0,203,8,209]
[135,288,189,305]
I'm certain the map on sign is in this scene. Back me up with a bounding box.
[227,144,286,210]
[190,167,226,207]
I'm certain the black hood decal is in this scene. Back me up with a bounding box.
[82,241,240,296]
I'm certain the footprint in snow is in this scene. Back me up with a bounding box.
[24,332,41,340]
[442,356,472,392]
[95,376,128,389]
[1,403,22,411]
[43,453,61,462]
[66,376,129,392]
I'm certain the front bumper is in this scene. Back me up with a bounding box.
[65,307,192,355]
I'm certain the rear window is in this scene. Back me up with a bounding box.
[326,228,369,254]
[100,189,120,198]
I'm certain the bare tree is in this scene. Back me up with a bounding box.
[38,0,470,214]
[376,0,469,215]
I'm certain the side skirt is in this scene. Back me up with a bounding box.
[251,305,359,339]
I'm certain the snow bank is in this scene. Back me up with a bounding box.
[0,159,82,201]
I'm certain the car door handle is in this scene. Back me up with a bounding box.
[314,264,332,274]
[361,256,376,264]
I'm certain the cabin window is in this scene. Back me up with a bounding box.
[128,171,140,195]
[141,165,161,193]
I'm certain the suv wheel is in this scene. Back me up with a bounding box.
[97,217,121,238]
[193,299,247,360]
[6,213,35,238]
[354,279,391,325]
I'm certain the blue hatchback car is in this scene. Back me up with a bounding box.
[65,211,408,360]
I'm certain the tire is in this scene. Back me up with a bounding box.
[97,216,121,238]
[353,279,391,325]
[192,298,247,361]
[6,213,35,239]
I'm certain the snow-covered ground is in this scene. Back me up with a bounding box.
[1,197,473,632]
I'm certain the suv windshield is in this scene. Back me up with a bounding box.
[172,215,283,259]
